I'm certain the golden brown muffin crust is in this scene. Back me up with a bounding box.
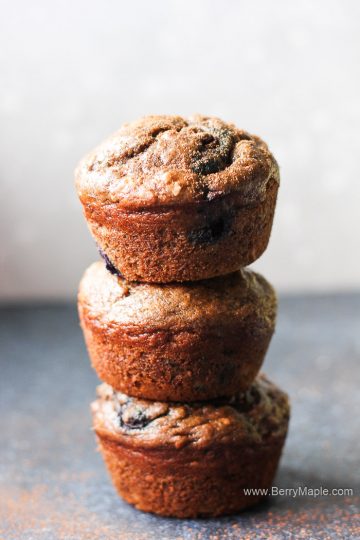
[92,374,289,450]
[79,261,276,332]
[76,115,279,208]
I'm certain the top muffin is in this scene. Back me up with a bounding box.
[76,115,279,209]
[75,115,280,282]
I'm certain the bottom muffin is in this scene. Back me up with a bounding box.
[92,374,290,518]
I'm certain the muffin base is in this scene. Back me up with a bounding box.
[97,436,285,518]
[82,177,278,282]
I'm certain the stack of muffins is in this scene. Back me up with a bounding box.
[75,115,290,518]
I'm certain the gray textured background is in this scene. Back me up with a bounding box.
[1,0,359,300]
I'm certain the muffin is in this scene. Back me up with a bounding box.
[92,374,290,518]
[75,115,279,282]
[78,261,277,402]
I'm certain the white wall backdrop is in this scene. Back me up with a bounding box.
[1,0,359,300]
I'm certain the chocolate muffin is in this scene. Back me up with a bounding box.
[92,374,290,518]
[78,261,277,401]
[75,115,279,282]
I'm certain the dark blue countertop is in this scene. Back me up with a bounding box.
[1,294,359,539]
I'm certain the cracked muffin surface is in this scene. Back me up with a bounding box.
[76,115,279,208]
[92,374,289,450]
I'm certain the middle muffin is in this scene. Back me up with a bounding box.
[79,261,276,402]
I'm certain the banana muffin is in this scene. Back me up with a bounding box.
[92,374,290,517]
[78,261,277,401]
[75,115,279,282]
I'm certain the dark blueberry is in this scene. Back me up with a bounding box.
[191,127,236,176]
[187,215,232,246]
[119,409,150,430]
[236,386,261,413]
[98,247,124,278]
[117,400,169,430]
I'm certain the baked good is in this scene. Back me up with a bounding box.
[92,374,290,517]
[75,115,279,282]
[78,261,277,401]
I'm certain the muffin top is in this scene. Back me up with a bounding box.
[92,374,289,450]
[79,261,276,332]
[75,115,279,209]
